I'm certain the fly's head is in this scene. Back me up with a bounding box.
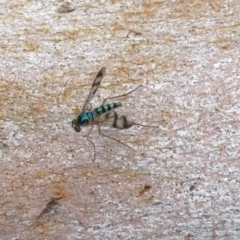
[71,119,81,132]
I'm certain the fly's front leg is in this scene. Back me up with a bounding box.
[86,125,96,161]
[86,103,93,111]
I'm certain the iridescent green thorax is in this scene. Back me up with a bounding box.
[76,111,94,126]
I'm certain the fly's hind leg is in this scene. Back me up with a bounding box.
[101,84,142,105]
[97,124,135,155]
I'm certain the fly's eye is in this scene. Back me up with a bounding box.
[71,119,77,128]
[72,119,81,132]
[74,125,81,132]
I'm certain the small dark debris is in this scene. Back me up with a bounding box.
[189,185,195,191]
[57,4,76,14]
[126,30,142,38]
[37,197,62,219]
[139,184,151,196]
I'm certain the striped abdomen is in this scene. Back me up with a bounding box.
[94,102,122,116]
[76,102,122,126]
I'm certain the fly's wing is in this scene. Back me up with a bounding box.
[95,111,134,129]
[81,67,106,112]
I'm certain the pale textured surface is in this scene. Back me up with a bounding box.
[1,0,240,239]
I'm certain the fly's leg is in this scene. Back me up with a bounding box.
[101,84,142,105]
[86,103,93,111]
[86,125,96,161]
[97,124,135,154]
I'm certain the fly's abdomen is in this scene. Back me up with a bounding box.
[77,111,95,125]
[94,102,122,115]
